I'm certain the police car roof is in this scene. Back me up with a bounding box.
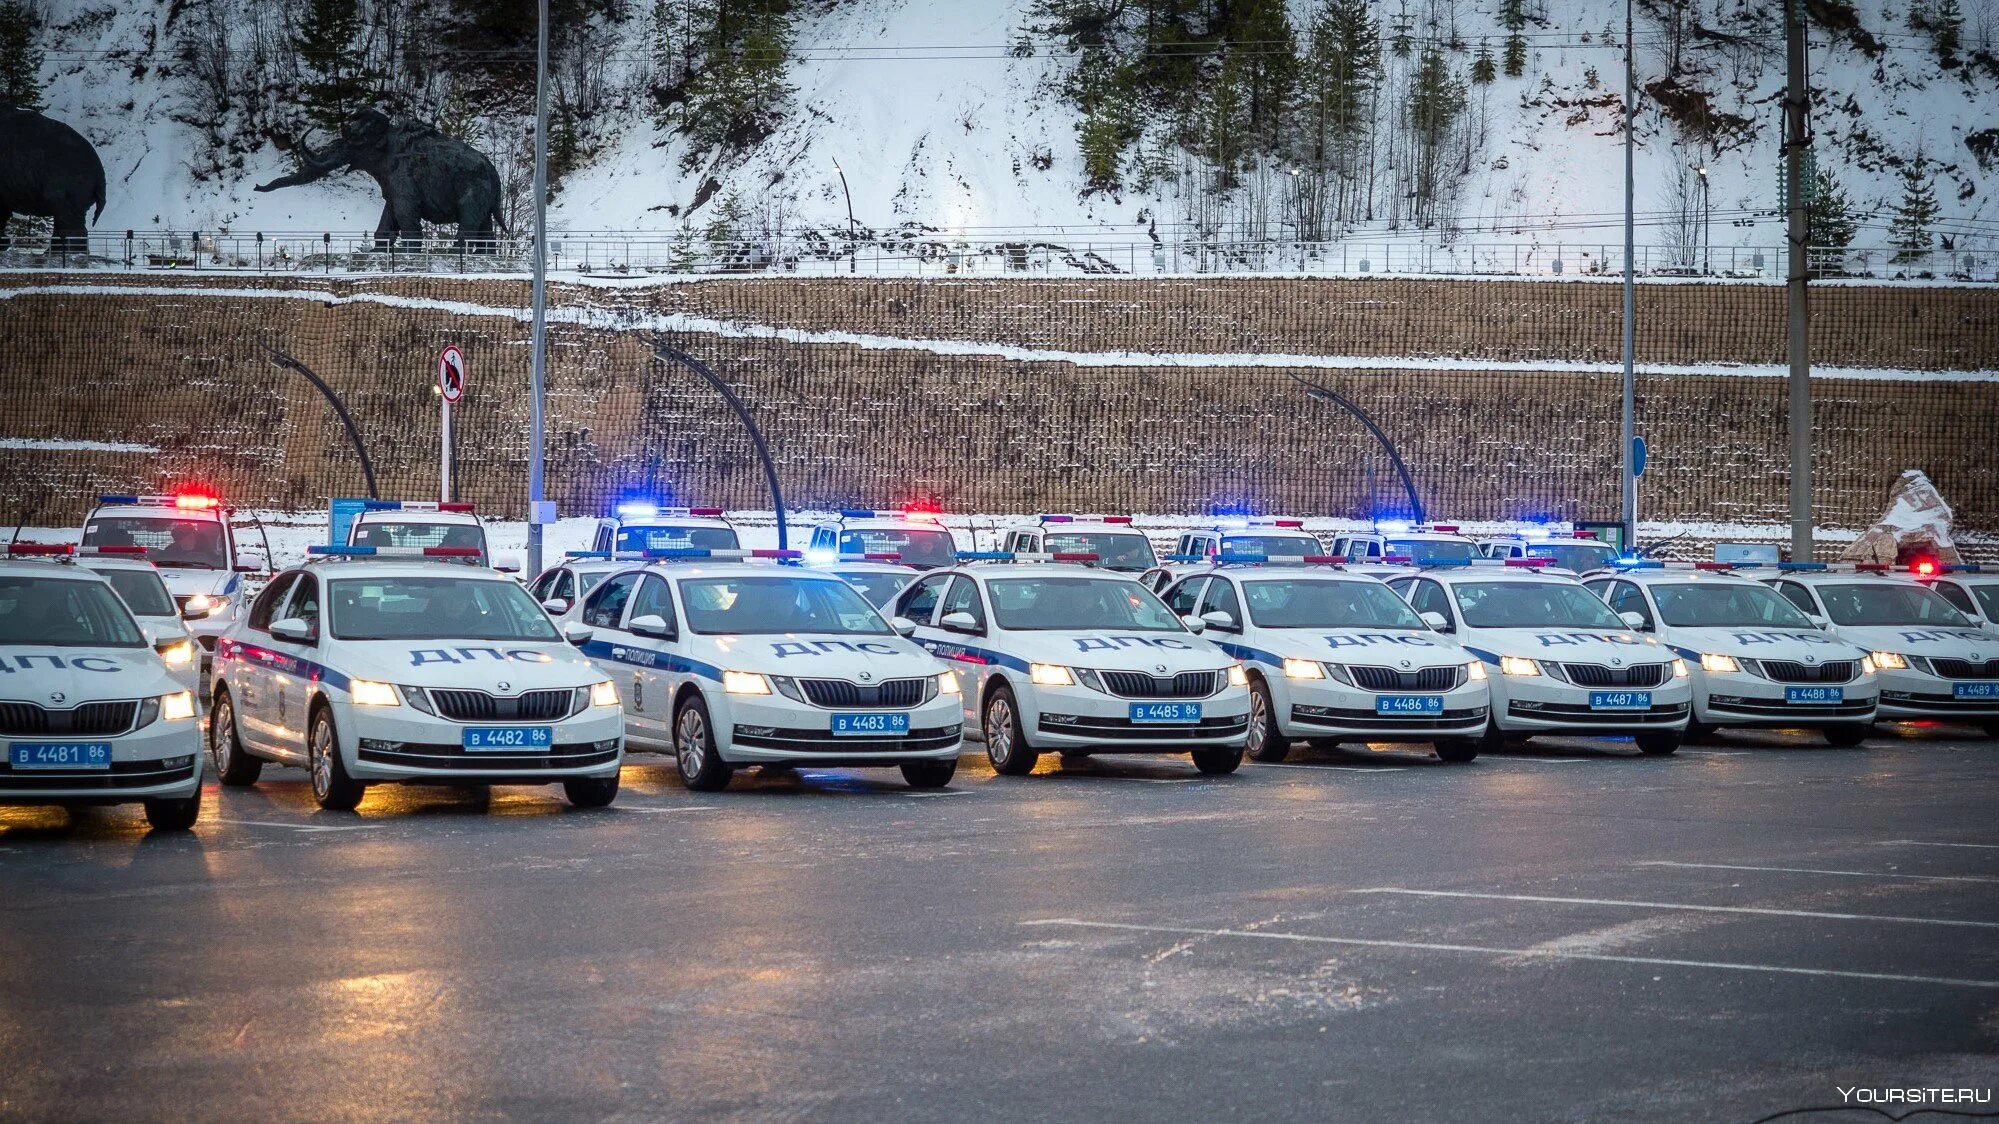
[956,561,1126,578]
[629,561,850,581]
[303,561,513,581]
[88,503,223,521]
[1606,568,1766,586]
[829,561,919,573]
[1423,567,1579,585]
[612,515,732,528]
[74,555,160,572]
[1759,568,1905,585]
[0,557,118,582]
[356,508,481,525]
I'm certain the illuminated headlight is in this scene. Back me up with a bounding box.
[723,670,772,695]
[1870,651,1909,671]
[1466,660,1487,682]
[184,593,229,617]
[1671,658,1690,679]
[350,679,401,707]
[1226,663,1249,687]
[1499,655,1542,677]
[937,670,962,696]
[1860,654,1878,674]
[589,679,619,707]
[1282,658,1325,680]
[1030,663,1075,686]
[1699,652,1739,673]
[157,639,196,666]
[159,691,197,722]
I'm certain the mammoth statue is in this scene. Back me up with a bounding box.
[0,107,107,255]
[256,109,507,249]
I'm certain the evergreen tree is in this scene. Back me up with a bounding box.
[1931,0,1963,65]
[1408,45,1467,226]
[1078,102,1125,192]
[1807,168,1857,251]
[0,0,44,111]
[1890,155,1939,263]
[1471,40,1496,85]
[1223,0,1298,157]
[1296,0,1381,231]
[1501,0,1527,77]
[684,0,795,152]
[294,0,371,133]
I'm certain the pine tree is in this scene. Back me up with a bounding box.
[1931,0,1963,65]
[1297,0,1381,232]
[1501,0,1527,77]
[1408,45,1467,226]
[0,0,44,111]
[1890,155,1939,263]
[1078,103,1125,192]
[1471,39,1496,85]
[1807,168,1857,251]
[294,0,370,132]
[1223,0,1298,157]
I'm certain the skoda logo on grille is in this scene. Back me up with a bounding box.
[48,691,64,704]
[1610,657,1624,666]
[1803,655,1817,664]
[858,671,874,682]
[1154,664,1168,674]
[1398,659,1411,668]
[496,681,512,692]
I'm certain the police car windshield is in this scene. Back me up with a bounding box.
[328,577,559,642]
[82,516,227,569]
[1044,532,1158,570]
[987,577,1181,631]
[1221,535,1316,559]
[1386,538,1477,564]
[1650,583,1813,628]
[353,521,488,557]
[1242,579,1426,628]
[1817,583,1971,627]
[1528,542,1617,571]
[1454,581,1625,629]
[1977,585,1999,622]
[680,577,891,635]
[834,571,915,609]
[616,525,740,552]
[0,576,145,647]
[93,568,177,618]
[838,528,956,569]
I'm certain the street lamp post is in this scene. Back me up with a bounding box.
[831,158,857,274]
[1696,165,1710,275]
[526,0,551,575]
[1619,0,1638,551]
[1293,376,1425,524]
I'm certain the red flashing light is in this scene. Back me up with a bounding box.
[1101,516,1134,524]
[688,507,725,517]
[1382,554,1414,564]
[173,493,221,511]
[1693,561,1733,571]
[1573,530,1598,539]
[1855,563,1890,573]
[422,547,482,557]
[1505,557,1553,568]
[752,549,803,559]
[438,502,477,513]
[1272,519,1304,528]
[1428,523,1460,533]
[863,552,902,562]
[1911,559,1938,577]
[1301,554,1342,564]
[1051,552,1101,563]
[6,543,75,555]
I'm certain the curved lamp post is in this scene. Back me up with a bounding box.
[650,340,787,550]
[1291,374,1424,524]
[261,342,379,499]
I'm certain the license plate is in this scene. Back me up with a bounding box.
[8,743,113,770]
[461,726,553,751]
[1954,682,1999,700]
[1376,694,1445,716]
[1589,690,1652,711]
[831,712,909,737]
[1130,702,1202,724]
[1785,686,1844,704]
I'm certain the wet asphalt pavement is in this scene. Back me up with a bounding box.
[3,724,1997,1123]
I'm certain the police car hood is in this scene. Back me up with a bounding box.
[1009,630,1234,671]
[1662,626,1869,663]
[1276,628,1468,668]
[1828,624,1999,663]
[1,646,183,703]
[155,568,237,599]
[1467,627,1665,664]
[695,633,942,679]
[346,640,605,690]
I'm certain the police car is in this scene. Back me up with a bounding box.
[348,500,514,570]
[565,549,962,790]
[1158,556,1490,763]
[1759,563,1999,736]
[804,508,960,570]
[1140,519,1326,593]
[1332,523,1482,566]
[75,547,201,697]
[79,492,266,656]
[1385,560,1692,754]
[527,553,640,617]
[1581,562,1878,745]
[587,503,741,554]
[1000,515,1160,573]
[1485,530,1621,573]
[1907,563,1999,641]
[820,552,921,610]
[208,545,625,810]
[1,545,204,830]
[896,552,1251,775]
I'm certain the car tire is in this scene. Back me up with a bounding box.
[1244,677,1289,763]
[1635,731,1681,756]
[143,788,201,832]
[1190,745,1243,775]
[900,758,957,788]
[983,686,1037,776]
[1981,721,1999,739]
[1434,737,1480,763]
[1684,720,1718,744]
[207,688,263,787]
[563,774,620,808]
[673,695,733,792]
[1822,724,1871,747]
[308,706,364,811]
[1305,738,1345,751]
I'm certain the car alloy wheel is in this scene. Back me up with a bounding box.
[210,696,235,773]
[309,717,334,800]
[676,708,708,777]
[1246,688,1269,757]
[985,695,1016,766]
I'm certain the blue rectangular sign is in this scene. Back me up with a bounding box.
[1785,686,1844,704]
[8,743,113,770]
[1954,682,1999,700]
[1130,702,1202,724]
[1588,690,1652,711]
[1376,694,1445,716]
[831,713,910,737]
[328,497,371,547]
[461,727,554,751]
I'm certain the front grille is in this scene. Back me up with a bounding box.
[1758,659,1860,684]
[0,700,138,737]
[1291,705,1488,730]
[797,677,930,709]
[427,688,575,722]
[1348,665,1464,691]
[1560,663,1670,688]
[1037,714,1249,740]
[730,724,963,753]
[0,758,197,790]
[1929,658,1999,680]
[1507,701,1689,724]
[1099,670,1220,699]
[356,739,619,771]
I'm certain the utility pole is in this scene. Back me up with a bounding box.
[1619,0,1637,553]
[526,0,551,576]
[1784,0,1812,560]
[1696,164,1710,274]
[832,158,857,274]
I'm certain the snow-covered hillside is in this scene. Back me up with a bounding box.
[26,0,1999,257]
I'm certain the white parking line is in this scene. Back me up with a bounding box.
[211,818,378,834]
[1352,888,1999,929]
[617,806,720,814]
[905,789,974,797]
[1254,763,1413,773]
[1637,861,1999,885]
[1019,918,1999,990]
[1876,840,1999,850]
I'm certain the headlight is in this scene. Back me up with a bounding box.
[1226,663,1249,687]
[1870,651,1909,671]
[1499,655,1541,677]
[1699,652,1739,673]
[185,593,229,617]
[1860,654,1878,674]
[1466,660,1487,682]
[589,679,619,707]
[723,670,771,695]
[1030,663,1075,686]
[159,691,197,722]
[1672,657,1690,679]
[157,639,195,666]
[937,670,961,696]
[1282,658,1324,680]
[350,679,401,707]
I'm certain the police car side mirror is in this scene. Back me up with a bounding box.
[939,611,981,634]
[1420,611,1451,632]
[1199,610,1237,632]
[542,598,571,616]
[494,552,524,574]
[234,551,266,572]
[628,614,674,640]
[1619,611,1650,631]
[562,622,593,646]
[180,602,206,621]
[1181,614,1206,634]
[1806,614,1829,629]
[270,618,312,643]
[890,616,918,638]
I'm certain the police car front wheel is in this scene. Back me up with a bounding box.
[983,687,1036,776]
[1434,737,1480,764]
[1635,731,1681,757]
[900,758,956,788]
[143,789,201,832]
[208,689,262,787]
[308,707,365,811]
[563,774,620,808]
[674,696,734,792]
[1190,746,1243,775]
[1244,678,1288,763]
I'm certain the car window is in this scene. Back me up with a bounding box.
[249,572,299,632]
[328,577,562,642]
[838,528,957,568]
[1242,579,1427,628]
[1198,578,1242,624]
[1041,531,1157,571]
[1933,582,1976,614]
[615,525,740,553]
[1452,581,1627,629]
[0,576,146,647]
[94,568,177,617]
[1386,538,1477,564]
[352,520,487,554]
[940,576,987,628]
[1773,581,1818,615]
[81,515,228,570]
[1528,542,1619,572]
[1649,582,1814,628]
[1606,581,1653,625]
[284,574,321,640]
[553,571,577,603]
[1816,582,1972,627]
[837,570,916,610]
[680,577,891,635]
[1163,577,1207,616]
[1974,584,1999,623]
[986,577,1182,631]
[628,574,677,631]
[583,572,639,630]
[1406,579,1453,622]
[896,573,950,624]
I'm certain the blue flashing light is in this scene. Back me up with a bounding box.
[1943,563,1984,573]
[96,493,141,504]
[839,508,878,519]
[1777,562,1827,571]
[565,551,612,560]
[1213,551,1266,564]
[616,502,659,519]
[643,548,716,559]
[308,544,375,555]
[1377,519,1413,535]
[956,551,1017,561]
[361,500,403,510]
[1613,559,1666,569]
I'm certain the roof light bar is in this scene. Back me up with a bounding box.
[1942,563,1984,573]
[6,543,76,555]
[1777,562,1827,571]
[1504,557,1554,568]
[835,551,904,562]
[79,545,150,556]
[360,500,477,513]
[1693,561,1734,571]
[306,545,481,558]
[1049,552,1101,563]
[1380,554,1414,565]
[96,493,224,511]
[1611,559,1667,569]
[1424,523,1461,533]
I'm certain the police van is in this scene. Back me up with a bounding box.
[347,501,514,571]
[1384,560,1692,754]
[587,504,740,554]
[1,545,204,830]
[1159,556,1490,763]
[896,552,1251,776]
[209,545,625,810]
[804,509,961,571]
[79,492,266,657]
[1333,523,1481,566]
[1483,530,1620,574]
[1759,563,1999,736]
[1000,515,1160,573]
[75,547,201,697]
[1582,561,1878,745]
[1906,563,1999,642]
[567,549,963,791]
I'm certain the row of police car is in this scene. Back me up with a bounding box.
[4,496,1996,827]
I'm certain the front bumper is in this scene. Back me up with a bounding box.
[338,702,625,783]
[1693,670,1879,727]
[1875,668,1999,720]
[1492,674,1691,733]
[0,718,203,804]
[718,693,964,765]
[1273,676,1490,741]
[1020,679,1251,751]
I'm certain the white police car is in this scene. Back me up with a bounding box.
[1159,557,1490,763]
[1908,563,1999,641]
[897,552,1251,775]
[1000,515,1160,573]
[804,508,960,570]
[1171,518,1322,563]
[1582,562,1878,745]
[1386,561,1692,754]
[587,503,741,554]
[1,546,203,830]
[79,492,266,656]
[1482,530,1621,573]
[567,549,963,790]
[75,547,201,697]
[527,553,638,617]
[348,500,514,570]
[209,545,624,810]
[1333,523,1481,566]
[1760,563,1999,736]
[819,552,921,610]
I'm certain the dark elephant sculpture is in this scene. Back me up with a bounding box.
[256,109,507,250]
[0,107,107,255]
